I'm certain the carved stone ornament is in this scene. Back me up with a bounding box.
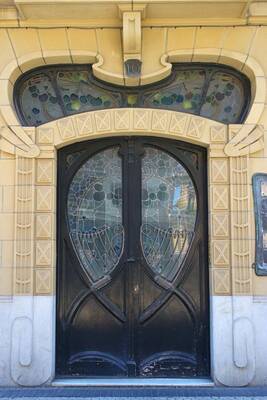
[0,110,264,159]
[0,125,40,158]
[224,124,264,156]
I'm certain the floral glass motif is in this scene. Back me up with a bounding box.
[253,174,267,276]
[200,71,245,123]
[56,70,120,115]
[141,147,197,282]
[67,147,124,283]
[143,69,206,114]
[19,73,62,125]
[15,64,250,126]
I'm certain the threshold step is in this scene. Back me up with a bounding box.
[52,378,214,387]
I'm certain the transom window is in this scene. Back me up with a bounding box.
[14,63,250,127]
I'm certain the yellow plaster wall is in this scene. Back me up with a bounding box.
[0,150,16,297]
[0,24,267,296]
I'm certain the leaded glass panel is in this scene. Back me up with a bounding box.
[141,147,197,282]
[200,71,245,123]
[14,63,250,126]
[67,147,124,283]
[18,73,62,125]
[56,70,121,114]
[143,69,206,114]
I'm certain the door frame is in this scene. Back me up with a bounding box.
[7,107,256,386]
[55,135,210,379]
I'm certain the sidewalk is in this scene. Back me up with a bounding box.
[1,387,267,399]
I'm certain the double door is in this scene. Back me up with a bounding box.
[56,136,209,378]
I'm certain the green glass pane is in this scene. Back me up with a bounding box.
[200,71,245,123]
[56,70,121,114]
[19,73,63,125]
[143,69,206,113]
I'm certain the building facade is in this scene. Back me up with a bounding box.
[0,0,267,387]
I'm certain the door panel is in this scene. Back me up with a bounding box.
[56,136,209,378]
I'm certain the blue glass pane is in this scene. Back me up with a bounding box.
[200,71,245,123]
[19,73,63,125]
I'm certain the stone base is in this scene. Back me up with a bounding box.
[0,296,54,386]
[0,295,267,386]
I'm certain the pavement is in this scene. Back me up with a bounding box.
[1,387,267,400]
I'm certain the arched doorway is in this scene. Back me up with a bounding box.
[56,136,209,378]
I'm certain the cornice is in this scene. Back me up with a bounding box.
[1,0,267,27]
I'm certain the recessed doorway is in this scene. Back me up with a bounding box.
[56,136,209,378]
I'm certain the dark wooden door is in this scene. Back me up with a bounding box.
[56,136,209,378]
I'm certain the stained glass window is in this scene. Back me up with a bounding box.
[200,71,246,124]
[14,64,250,126]
[18,73,62,126]
[253,174,267,276]
[141,147,197,282]
[67,147,124,283]
[143,69,206,113]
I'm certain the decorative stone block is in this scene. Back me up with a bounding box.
[187,117,205,138]
[114,110,131,130]
[36,215,52,239]
[212,213,229,237]
[210,125,227,143]
[57,119,76,141]
[35,269,52,295]
[212,185,229,210]
[95,111,112,132]
[152,110,170,131]
[37,128,54,145]
[35,241,52,267]
[36,187,53,212]
[213,268,231,295]
[169,113,188,135]
[212,240,230,266]
[133,109,151,130]
[76,114,94,136]
[210,158,228,183]
[36,159,53,184]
